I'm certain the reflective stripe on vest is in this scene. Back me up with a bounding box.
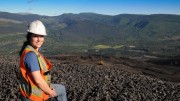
[19,45,52,101]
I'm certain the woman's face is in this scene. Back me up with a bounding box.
[30,34,44,50]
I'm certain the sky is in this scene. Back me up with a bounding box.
[0,0,180,16]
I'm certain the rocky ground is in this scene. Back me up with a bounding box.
[0,55,179,101]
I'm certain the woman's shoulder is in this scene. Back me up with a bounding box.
[24,52,40,72]
[25,51,38,61]
[26,51,37,57]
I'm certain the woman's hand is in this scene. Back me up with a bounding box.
[49,88,57,98]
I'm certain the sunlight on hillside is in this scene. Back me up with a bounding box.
[93,44,124,49]
[93,45,111,49]
[113,45,124,49]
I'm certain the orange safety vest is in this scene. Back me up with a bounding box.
[19,45,52,101]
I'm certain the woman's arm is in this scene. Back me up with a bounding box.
[31,71,57,97]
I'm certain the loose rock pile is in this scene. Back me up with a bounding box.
[0,55,179,101]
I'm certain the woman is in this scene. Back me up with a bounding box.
[19,20,67,101]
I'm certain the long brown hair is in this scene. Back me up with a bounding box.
[19,32,33,56]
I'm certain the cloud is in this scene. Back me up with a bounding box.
[22,8,33,14]
[27,0,37,4]
[27,8,33,11]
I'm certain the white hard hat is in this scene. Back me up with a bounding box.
[27,20,47,36]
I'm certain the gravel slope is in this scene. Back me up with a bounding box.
[0,55,179,101]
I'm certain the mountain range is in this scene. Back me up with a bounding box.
[0,11,179,57]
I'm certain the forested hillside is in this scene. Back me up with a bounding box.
[0,12,179,57]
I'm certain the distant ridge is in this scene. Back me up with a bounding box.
[0,18,22,23]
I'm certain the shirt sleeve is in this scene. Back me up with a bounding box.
[24,52,40,72]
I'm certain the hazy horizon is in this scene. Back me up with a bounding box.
[0,0,180,16]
